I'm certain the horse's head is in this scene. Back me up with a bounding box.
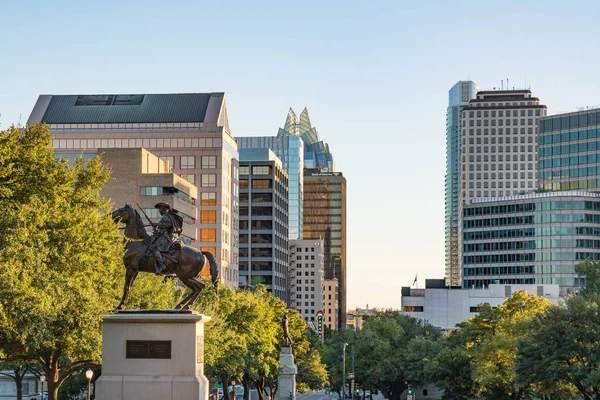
[112,204,135,224]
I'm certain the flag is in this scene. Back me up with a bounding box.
[412,274,418,287]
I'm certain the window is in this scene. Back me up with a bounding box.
[180,156,195,169]
[201,192,217,206]
[201,210,216,224]
[201,247,216,256]
[183,174,195,184]
[252,179,272,188]
[202,156,217,169]
[201,229,216,242]
[239,166,249,175]
[403,306,423,312]
[202,174,217,187]
[160,156,174,169]
[252,166,272,175]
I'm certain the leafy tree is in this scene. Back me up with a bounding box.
[0,361,39,400]
[576,259,600,297]
[0,124,180,400]
[405,336,442,387]
[516,294,600,400]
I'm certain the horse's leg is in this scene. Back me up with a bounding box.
[174,277,206,310]
[115,267,138,311]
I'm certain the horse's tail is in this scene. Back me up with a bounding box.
[202,251,219,295]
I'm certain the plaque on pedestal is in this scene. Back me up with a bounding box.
[95,310,211,400]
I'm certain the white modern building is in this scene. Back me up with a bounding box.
[289,238,324,327]
[401,279,560,331]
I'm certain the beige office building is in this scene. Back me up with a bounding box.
[323,278,338,330]
[27,93,239,286]
[289,238,324,326]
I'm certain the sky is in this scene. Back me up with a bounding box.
[2,1,600,309]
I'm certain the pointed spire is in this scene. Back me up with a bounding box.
[283,108,298,136]
[299,107,312,135]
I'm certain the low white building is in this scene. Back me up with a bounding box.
[401,279,560,331]
[289,239,324,327]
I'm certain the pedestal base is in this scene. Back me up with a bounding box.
[95,310,211,400]
[276,346,298,400]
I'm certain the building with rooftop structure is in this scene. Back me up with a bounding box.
[27,93,239,287]
[289,238,325,326]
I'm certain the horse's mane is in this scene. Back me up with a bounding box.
[126,205,151,241]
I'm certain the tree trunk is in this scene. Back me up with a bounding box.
[255,377,265,400]
[47,362,59,400]
[12,367,23,400]
[243,379,250,400]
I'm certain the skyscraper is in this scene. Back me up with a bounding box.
[237,135,304,240]
[238,149,289,301]
[445,81,478,286]
[27,93,240,287]
[303,169,346,329]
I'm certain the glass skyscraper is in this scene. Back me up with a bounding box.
[445,81,478,286]
[237,135,304,240]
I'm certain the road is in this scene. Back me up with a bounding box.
[296,389,336,400]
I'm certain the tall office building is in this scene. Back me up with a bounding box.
[238,149,289,301]
[303,169,346,329]
[538,108,600,191]
[462,191,596,295]
[237,136,304,240]
[323,279,339,330]
[27,93,240,287]
[289,238,325,326]
[445,81,478,286]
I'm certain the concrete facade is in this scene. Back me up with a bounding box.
[323,279,338,330]
[289,238,324,327]
[401,279,560,331]
[28,93,239,287]
[238,149,289,301]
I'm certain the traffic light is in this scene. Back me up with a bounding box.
[407,384,413,395]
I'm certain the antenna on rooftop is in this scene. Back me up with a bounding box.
[501,80,504,90]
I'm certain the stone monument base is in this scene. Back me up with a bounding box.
[95,310,210,400]
[276,345,297,400]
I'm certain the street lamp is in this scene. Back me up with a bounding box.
[342,343,348,400]
[39,375,46,399]
[85,369,94,400]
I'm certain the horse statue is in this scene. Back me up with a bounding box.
[111,204,218,310]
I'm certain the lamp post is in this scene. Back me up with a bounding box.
[39,375,46,399]
[85,369,94,400]
[342,343,348,400]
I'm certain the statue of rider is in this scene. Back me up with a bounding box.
[148,201,182,275]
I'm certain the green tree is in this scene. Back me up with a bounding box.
[0,361,39,400]
[0,124,180,400]
[576,259,600,297]
[516,295,600,400]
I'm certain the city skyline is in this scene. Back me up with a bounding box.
[4,1,600,308]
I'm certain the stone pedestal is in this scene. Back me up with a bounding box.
[276,346,297,400]
[96,310,211,400]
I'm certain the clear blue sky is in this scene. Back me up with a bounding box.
[2,1,600,309]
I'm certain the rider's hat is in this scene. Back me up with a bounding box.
[154,201,171,210]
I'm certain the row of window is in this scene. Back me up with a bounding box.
[464,239,600,253]
[541,167,600,180]
[466,108,541,118]
[239,166,274,175]
[540,140,600,157]
[139,186,195,205]
[464,213,600,228]
[465,200,600,216]
[540,153,600,169]
[467,135,534,145]
[463,278,536,288]
[539,179,600,191]
[539,112,600,133]
[464,226,600,241]
[52,137,221,149]
[464,118,537,127]
[464,252,600,264]
[464,265,535,276]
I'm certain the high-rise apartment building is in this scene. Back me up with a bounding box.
[289,238,325,326]
[462,191,596,295]
[445,81,478,286]
[238,149,289,301]
[27,93,240,287]
[303,169,346,329]
[237,136,304,240]
[460,90,547,203]
[538,108,600,192]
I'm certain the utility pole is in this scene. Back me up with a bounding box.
[351,348,355,397]
[342,343,348,400]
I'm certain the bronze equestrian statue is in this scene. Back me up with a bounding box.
[112,203,219,310]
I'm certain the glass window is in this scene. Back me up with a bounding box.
[202,174,216,187]
[161,156,174,169]
[201,192,217,206]
[183,174,195,184]
[252,179,272,188]
[201,210,216,224]
[239,166,249,175]
[252,166,272,175]
[201,156,217,169]
[180,156,195,169]
[200,229,216,242]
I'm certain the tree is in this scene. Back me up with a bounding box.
[516,295,600,400]
[0,124,180,400]
[576,259,600,297]
[0,361,39,400]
